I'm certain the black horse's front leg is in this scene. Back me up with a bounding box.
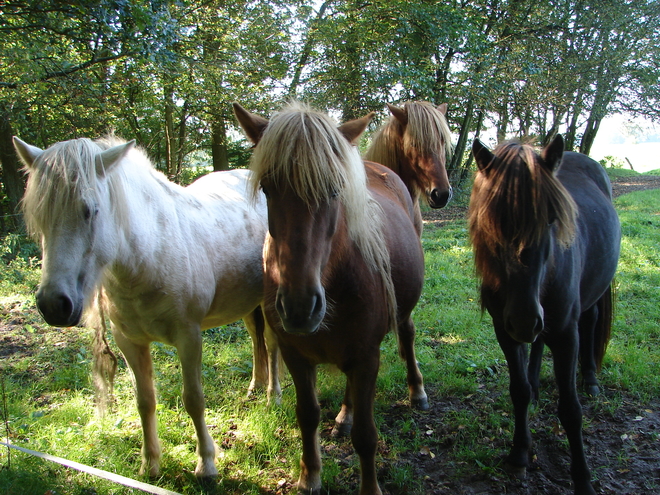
[578,304,600,396]
[528,339,544,402]
[495,325,534,476]
[547,329,596,495]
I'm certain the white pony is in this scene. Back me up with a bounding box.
[14,135,280,478]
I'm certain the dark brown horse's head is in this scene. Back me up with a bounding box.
[233,102,392,335]
[365,101,453,208]
[469,136,577,343]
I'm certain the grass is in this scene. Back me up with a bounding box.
[1,178,659,494]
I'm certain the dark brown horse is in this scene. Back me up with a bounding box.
[234,102,427,495]
[364,101,453,233]
[469,136,620,495]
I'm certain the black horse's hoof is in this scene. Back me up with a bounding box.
[297,484,321,495]
[584,383,600,397]
[504,461,527,479]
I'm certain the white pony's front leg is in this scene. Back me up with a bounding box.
[176,329,218,478]
[112,328,162,477]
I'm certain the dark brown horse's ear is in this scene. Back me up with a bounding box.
[541,134,564,173]
[386,103,408,126]
[437,103,448,115]
[233,103,269,145]
[338,112,374,145]
[472,139,494,173]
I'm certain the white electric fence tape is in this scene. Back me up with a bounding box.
[1,439,182,495]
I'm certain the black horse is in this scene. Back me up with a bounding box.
[469,135,621,495]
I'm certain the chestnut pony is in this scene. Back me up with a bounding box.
[234,102,427,495]
[364,101,453,233]
[469,136,620,495]
[15,136,275,479]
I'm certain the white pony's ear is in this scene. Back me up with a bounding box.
[437,103,448,115]
[95,140,135,177]
[13,137,44,169]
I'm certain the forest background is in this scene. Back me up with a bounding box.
[1,0,660,234]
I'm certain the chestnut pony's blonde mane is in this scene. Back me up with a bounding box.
[249,102,398,330]
[469,141,577,289]
[364,101,452,190]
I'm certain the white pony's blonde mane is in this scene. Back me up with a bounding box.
[365,101,453,177]
[21,136,142,240]
[249,102,398,330]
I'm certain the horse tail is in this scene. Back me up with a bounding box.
[593,283,614,371]
[89,290,118,415]
[252,306,269,380]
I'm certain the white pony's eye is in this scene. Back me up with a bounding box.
[82,203,97,221]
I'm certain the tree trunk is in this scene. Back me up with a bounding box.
[175,100,188,179]
[541,108,565,147]
[564,98,582,152]
[288,0,332,98]
[496,101,509,144]
[0,109,25,232]
[449,97,475,181]
[457,109,484,189]
[434,47,455,104]
[211,118,229,172]
[579,116,601,156]
[164,83,175,178]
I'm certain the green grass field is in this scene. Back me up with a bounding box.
[1,172,658,494]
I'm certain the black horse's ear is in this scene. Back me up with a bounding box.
[233,103,269,145]
[338,112,374,145]
[472,139,494,173]
[541,134,564,173]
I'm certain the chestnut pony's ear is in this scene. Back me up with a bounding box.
[472,139,495,174]
[386,103,408,126]
[541,134,565,173]
[233,103,269,145]
[338,112,374,145]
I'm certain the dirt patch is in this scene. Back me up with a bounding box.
[387,387,660,495]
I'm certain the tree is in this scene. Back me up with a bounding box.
[0,0,178,230]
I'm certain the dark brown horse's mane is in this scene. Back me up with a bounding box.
[468,141,577,289]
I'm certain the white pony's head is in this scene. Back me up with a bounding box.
[15,136,135,327]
